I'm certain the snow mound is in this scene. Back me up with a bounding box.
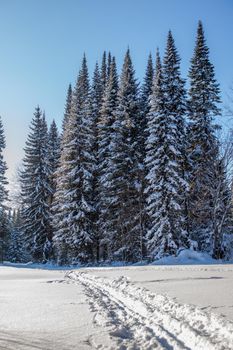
[152,249,220,265]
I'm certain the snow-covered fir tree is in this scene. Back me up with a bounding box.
[140,53,154,116]
[137,53,154,257]
[62,84,72,134]
[145,50,165,259]
[107,52,112,81]
[187,21,222,252]
[48,120,60,174]
[52,87,73,252]
[0,210,11,263]
[8,209,24,262]
[48,120,60,197]
[53,55,95,264]
[107,49,143,261]
[101,51,107,94]
[90,62,103,261]
[139,52,154,159]
[98,56,118,260]
[51,102,73,264]
[20,107,53,262]
[211,157,232,258]
[92,63,103,114]
[145,34,190,260]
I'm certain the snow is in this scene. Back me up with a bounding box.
[0,266,113,350]
[1,263,233,349]
[152,248,221,265]
[68,270,233,349]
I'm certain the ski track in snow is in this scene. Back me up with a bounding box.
[67,271,233,350]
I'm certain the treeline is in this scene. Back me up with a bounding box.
[2,21,233,265]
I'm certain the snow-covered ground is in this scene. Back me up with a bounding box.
[0,263,233,349]
[0,266,113,350]
[83,263,233,322]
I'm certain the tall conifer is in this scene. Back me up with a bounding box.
[98,57,118,260]
[187,21,222,251]
[53,55,95,264]
[62,84,72,133]
[20,107,52,262]
[145,33,189,260]
[108,49,142,261]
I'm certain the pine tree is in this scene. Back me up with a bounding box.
[145,34,189,260]
[0,117,8,263]
[98,56,118,260]
[187,21,222,252]
[53,55,95,264]
[20,107,52,262]
[107,49,142,261]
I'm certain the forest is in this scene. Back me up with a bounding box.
[0,21,232,265]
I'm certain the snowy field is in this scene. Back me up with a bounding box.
[0,264,233,349]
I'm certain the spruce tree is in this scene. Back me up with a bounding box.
[0,210,10,263]
[140,53,154,116]
[53,55,95,264]
[62,84,72,133]
[52,113,73,264]
[162,32,190,253]
[101,51,107,94]
[138,53,154,257]
[107,52,112,81]
[212,157,232,259]
[90,62,103,261]
[98,56,118,260]
[187,21,222,252]
[20,107,52,262]
[52,110,75,264]
[145,34,189,260]
[108,49,142,261]
[8,209,24,262]
[139,53,154,163]
[47,120,60,257]
[51,87,74,264]
[48,120,60,194]
[144,51,163,259]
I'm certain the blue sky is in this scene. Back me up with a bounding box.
[0,0,232,178]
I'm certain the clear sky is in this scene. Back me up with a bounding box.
[0,0,232,179]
